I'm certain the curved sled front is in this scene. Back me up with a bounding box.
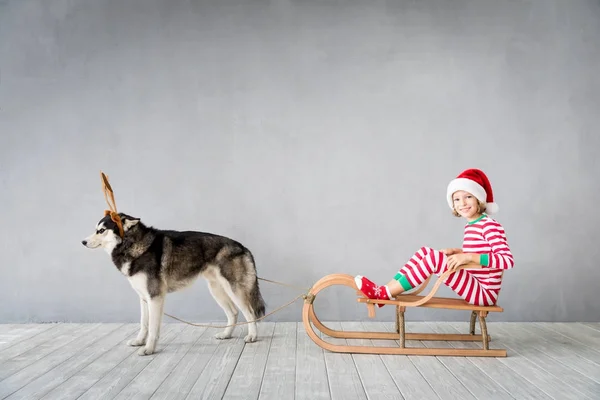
[302,273,507,357]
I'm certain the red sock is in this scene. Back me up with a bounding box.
[354,275,390,307]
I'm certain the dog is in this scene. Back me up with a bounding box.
[82,212,266,356]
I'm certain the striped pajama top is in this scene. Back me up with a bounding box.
[461,214,514,292]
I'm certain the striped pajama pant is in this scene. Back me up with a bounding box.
[398,247,500,306]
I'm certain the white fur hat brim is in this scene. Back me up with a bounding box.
[447,178,499,214]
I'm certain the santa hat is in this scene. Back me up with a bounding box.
[446,168,499,214]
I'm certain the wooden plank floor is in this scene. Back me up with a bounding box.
[0,322,599,399]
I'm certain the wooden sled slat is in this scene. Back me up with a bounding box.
[302,272,507,357]
[304,336,506,357]
[357,295,504,312]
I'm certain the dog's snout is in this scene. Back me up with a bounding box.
[81,240,87,246]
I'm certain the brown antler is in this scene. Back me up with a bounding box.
[100,171,124,238]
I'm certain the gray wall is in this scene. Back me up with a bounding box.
[1,0,599,324]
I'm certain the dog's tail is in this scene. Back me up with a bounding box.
[250,278,266,319]
[245,252,266,319]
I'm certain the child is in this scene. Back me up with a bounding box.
[355,168,514,307]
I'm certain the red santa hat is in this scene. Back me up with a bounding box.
[446,168,499,214]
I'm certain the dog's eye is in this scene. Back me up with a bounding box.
[98,228,106,234]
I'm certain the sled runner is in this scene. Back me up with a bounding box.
[302,265,506,357]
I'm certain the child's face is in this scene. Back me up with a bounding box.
[452,190,481,220]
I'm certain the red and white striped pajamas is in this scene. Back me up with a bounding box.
[398,215,514,305]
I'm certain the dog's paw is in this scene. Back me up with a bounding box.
[127,338,146,347]
[137,345,155,356]
[244,334,257,343]
[215,332,232,340]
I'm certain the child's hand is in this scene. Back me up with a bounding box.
[440,248,460,255]
[446,253,473,272]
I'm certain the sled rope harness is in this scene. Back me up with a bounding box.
[163,277,312,329]
[98,171,313,329]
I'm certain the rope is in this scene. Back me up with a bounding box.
[163,292,307,328]
[163,277,312,328]
[257,277,311,292]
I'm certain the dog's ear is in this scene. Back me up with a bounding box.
[122,215,140,231]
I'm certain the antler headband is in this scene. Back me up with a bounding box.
[100,171,124,238]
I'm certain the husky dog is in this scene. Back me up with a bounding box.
[82,213,266,356]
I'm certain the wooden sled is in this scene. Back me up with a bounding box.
[302,265,506,357]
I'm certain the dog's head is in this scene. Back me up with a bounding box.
[81,213,140,253]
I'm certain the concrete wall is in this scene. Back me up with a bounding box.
[1,0,599,324]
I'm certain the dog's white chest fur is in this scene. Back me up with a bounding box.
[128,273,149,301]
[120,261,131,276]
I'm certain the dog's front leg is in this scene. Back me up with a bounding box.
[128,298,148,347]
[138,294,165,356]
